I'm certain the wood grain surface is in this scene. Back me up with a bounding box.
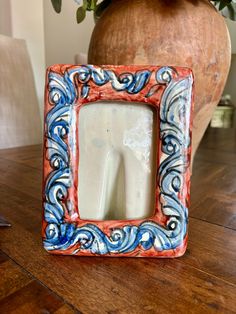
[0,127,235,313]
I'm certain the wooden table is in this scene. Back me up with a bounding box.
[0,127,236,313]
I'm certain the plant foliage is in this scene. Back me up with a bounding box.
[50,0,236,23]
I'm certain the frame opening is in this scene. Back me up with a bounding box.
[78,101,158,221]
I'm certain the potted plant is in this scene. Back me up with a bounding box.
[50,0,235,162]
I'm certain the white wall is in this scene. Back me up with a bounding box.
[227,19,236,53]
[10,0,46,120]
[224,54,236,101]
[224,20,236,103]
[43,0,94,67]
[0,0,12,36]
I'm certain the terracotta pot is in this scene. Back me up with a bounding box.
[88,0,231,163]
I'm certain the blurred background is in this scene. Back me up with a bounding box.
[0,0,235,127]
[0,0,95,123]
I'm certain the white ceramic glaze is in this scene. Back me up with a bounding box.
[78,101,157,220]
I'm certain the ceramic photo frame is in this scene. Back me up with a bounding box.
[42,65,194,257]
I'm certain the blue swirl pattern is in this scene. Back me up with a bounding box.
[43,65,193,255]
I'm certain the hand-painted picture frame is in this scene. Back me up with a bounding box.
[43,65,194,257]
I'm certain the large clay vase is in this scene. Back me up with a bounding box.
[88,0,231,163]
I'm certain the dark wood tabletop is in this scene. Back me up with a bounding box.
[0,127,236,314]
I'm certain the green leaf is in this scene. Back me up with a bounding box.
[222,3,236,21]
[219,0,231,10]
[83,0,88,10]
[90,0,97,10]
[51,0,62,13]
[76,6,86,23]
[86,0,97,11]
[94,0,111,19]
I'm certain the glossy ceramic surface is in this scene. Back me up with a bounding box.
[43,65,194,257]
[78,101,157,221]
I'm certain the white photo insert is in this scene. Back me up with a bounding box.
[78,101,157,220]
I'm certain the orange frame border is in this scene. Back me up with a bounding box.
[42,65,194,257]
